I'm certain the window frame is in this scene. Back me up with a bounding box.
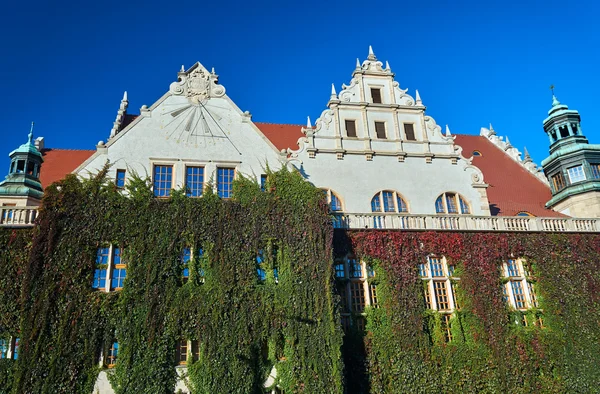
[153,164,174,198]
[322,189,343,212]
[435,192,470,215]
[371,190,409,213]
[93,245,126,292]
[185,165,205,197]
[374,121,387,139]
[335,256,379,333]
[216,167,236,199]
[566,165,586,184]
[345,119,358,138]
[370,87,383,104]
[115,169,126,189]
[503,258,538,312]
[403,123,416,141]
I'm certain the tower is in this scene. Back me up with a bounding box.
[542,95,600,217]
[0,123,44,207]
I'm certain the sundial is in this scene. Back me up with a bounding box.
[162,65,240,153]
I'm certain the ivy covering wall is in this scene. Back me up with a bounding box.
[337,230,600,393]
[0,167,343,394]
[2,169,600,393]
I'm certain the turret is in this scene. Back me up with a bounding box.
[542,94,600,217]
[0,123,44,207]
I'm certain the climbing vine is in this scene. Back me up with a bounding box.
[337,231,600,393]
[2,168,600,393]
[1,166,342,394]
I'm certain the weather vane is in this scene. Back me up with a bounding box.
[550,84,555,95]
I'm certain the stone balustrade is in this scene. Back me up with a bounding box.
[332,213,600,232]
[2,207,599,233]
[0,207,38,227]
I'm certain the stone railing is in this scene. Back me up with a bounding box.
[0,207,38,227]
[332,213,600,232]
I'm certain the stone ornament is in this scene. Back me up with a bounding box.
[169,64,226,105]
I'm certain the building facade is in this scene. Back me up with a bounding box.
[2,48,600,394]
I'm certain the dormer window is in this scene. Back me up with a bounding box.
[370,88,382,104]
[404,123,416,141]
[567,165,586,184]
[345,120,357,138]
[374,122,386,139]
[551,173,566,192]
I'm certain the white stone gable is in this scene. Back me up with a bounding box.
[75,62,284,188]
[287,48,490,216]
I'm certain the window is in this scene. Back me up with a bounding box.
[567,165,586,184]
[345,120,357,138]
[176,339,188,365]
[256,250,266,281]
[551,173,566,192]
[217,168,234,199]
[404,123,416,141]
[435,193,470,214]
[369,284,379,308]
[517,212,535,217]
[0,339,7,359]
[322,189,343,212]
[260,174,268,191]
[93,247,109,290]
[181,247,191,283]
[371,191,408,213]
[335,261,346,278]
[106,342,118,368]
[116,169,126,188]
[591,164,600,179]
[374,122,386,139]
[472,150,482,156]
[186,166,204,197]
[153,165,173,197]
[12,338,19,360]
[191,340,200,362]
[335,257,378,331]
[93,246,126,292]
[370,88,382,104]
[503,259,538,313]
[111,247,126,290]
[350,282,366,312]
[419,256,459,341]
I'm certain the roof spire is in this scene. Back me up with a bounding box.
[330,83,337,99]
[385,60,390,71]
[368,45,376,60]
[356,58,361,69]
[123,91,128,102]
[523,146,532,163]
[180,65,185,72]
[445,124,452,137]
[28,122,34,143]
[415,90,422,105]
[307,116,312,128]
[211,67,216,75]
[550,84,561,106]
[489,123,496,136]
[505,136,512,148]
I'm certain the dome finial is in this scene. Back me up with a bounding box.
[28,122,34,143]
[550,84,560,106]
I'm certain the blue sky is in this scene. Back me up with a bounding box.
[1,0,599,170]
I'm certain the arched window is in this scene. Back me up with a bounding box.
[435,193,470,214]
[371,191,408,213]
[472,150,482,157]
[322,189,343,212]
[516,211,535,217]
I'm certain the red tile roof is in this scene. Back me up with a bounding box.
[454,135,564,217]
[40,149,95,188]
[254,122,304,152]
